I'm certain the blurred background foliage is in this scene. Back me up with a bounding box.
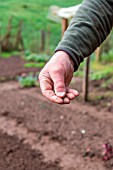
[0,0,113,85]
[0,0,82,53]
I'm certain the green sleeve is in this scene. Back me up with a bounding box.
[55,0,113,71]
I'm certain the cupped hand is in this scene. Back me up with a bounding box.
[39,51,79,104]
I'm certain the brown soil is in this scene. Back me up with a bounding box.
[0,56,113,170]
[0,81,113,170]
[0,133,61,170]
[0,56,39,81]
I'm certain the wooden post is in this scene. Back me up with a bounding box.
[41,30,46,52]
[95,46,102,62]
[61,18,68,37]
[46,26,51,54]
[15,20,24,51]
[0,22,2,56]
[2,17,12,51]
[83,56,90,101]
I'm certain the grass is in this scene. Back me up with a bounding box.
[24,62,45,68]
[101,78,113,89]
[90,61,113,80]
[0,0,82,53]
[100,50,113,64]
[74,57,113,81]
[1,0,113,82]
[23,53,51,62]
[1,51,21,58]
[18,73,39,87]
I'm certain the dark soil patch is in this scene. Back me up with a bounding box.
[0,56,40,81]
[0,132,61,170]
[0,55,113,169]
[71,77,113,112]
[0,82,113,169]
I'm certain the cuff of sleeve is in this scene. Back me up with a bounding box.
[55,47,79,72]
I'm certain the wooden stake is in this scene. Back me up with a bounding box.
[46,26,51,54]
[95,46,102,62]
[83,56,90,101]
[15,20,24,51]
[2,17,12,51]
[0,22,2,55]
[61,18,68,37]
[41,30,46,52]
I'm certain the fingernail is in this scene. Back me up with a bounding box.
[57,92,65,97]
[51,96,63,103]
[63,97,70,104]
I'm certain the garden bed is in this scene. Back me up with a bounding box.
[0,56,40,81]
[0,55,113,169]
[0,80,113,170]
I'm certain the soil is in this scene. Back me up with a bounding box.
[0,133,61,170]
[0,56,39,81]
[0,56,113,170]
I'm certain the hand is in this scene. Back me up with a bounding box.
[39,51,79,104]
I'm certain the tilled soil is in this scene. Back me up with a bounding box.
[0,56,39,80]
[0,56,113,169]
[0,132,61,170]
[0,81,113,170]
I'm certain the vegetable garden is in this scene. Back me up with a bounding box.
[0,0,113,170]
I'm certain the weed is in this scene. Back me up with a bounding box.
[18,73,39,87]
[24,62,45,68]
[90,62,113,81]
[101,50,113,64]
[91,69,113,81]
[101,78,113,89]
[24,53,51,62]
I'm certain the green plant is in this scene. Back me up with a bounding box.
[74,70,83,77]
[24,53,51,62]
[101,78,113,88]
[90,61,113,81]
[91,69,113,81]
[24,62,45,68]
[0,51,20,58]
[24,50,31,56]
[101,49,113,64]
[18,74,38,87]
[0,0,82,53]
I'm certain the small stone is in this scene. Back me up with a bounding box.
[107,102,111,107]
[82,111,88,115]
[20,101,25,106]
[71,130,76,135]
[60,115,64,120]
[81,129,86,134]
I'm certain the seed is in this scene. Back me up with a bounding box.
[81,129,86,134]
[71,130,76,135]
[60,115,64,120]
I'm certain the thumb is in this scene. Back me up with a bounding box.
[51,69,66,98]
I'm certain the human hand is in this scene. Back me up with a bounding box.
[39,51,79,104]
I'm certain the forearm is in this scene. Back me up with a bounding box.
[55,0,113,71]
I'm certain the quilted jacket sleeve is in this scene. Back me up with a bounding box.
[55,0,113,71]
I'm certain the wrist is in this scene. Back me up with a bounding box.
[55,50,74,70]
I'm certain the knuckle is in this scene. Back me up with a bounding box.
[52,65,63,73]
[55,83,65,89]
